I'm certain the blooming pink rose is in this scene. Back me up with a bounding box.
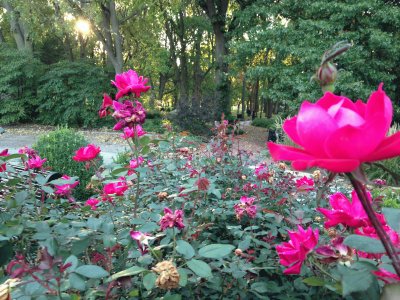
[234,196,257,219]
[296,176,314,191]
[85,198,100,210]
[26,156,47,169]
[111,70,151,99]
[73,144,101,162]
[103,179,129,196]
[268,84,400,172]
[254,163,271,181]
[317,191,373,228]
[99,93,113,118]
[121,125,146,139]
[276,226,319,275]
[54,175,79,197]
[373,268,400,284]
[159,208,185,231]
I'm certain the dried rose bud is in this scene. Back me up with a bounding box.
[157,192,168,200]
[278,163,286,170]
[196,177,210,191]
[314,216,322,222]
[152,261,180,290]
[235,249,243,256]
[241,175,247,180]
[326,228,337,238]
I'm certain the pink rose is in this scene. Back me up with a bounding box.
[54,175,79,197]
[73,144,101,162]
[99,93,113,118]
[103,178,129,196]
[111,70,151,100]
[26,156,47,170]
[268,84,400,172]
[85,198,100,210]
[121,125,146,139]
[296,176,314,191]
[159,208,185,231]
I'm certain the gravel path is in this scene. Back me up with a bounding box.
[0,123,269,163]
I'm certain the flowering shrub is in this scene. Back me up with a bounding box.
[1,69,400,299]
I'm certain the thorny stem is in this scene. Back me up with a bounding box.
[347,173,400,276]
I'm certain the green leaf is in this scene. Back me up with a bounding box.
[176,240,195,259]
[187,259,212,278]
[198,244,235,259]
[87,218,102,230]
[143,273,157,290]
[163,295,182,300]
[338,265,376,296]
[107,266,146,282]
[74,265,109,279]
[383,208,400,232]
[3,153,24,161]
[68,273,86,291]
[178,269,188,287]
[251,282,269,294]
[343,235,385,253]
[64,255,79,271]
[303,276,325,287]
[15,191,28,203]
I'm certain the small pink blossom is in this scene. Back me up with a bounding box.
[99,93,113,118]
[373,178,387,186]
[234,196,257,220]
[0,149,9,157]
[73,144,101,162]
[254,163,271,181]
[296,176,314,191]
[85,198,100,210]
[103,178,129,196]
[276,226,319,275]
[54,175,79,197]
[129,156,144,169]
[111,69,151,99]
[26,156,47,170]
[159,208,185,231]
[121,125,146,139]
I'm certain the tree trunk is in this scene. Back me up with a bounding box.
[241,74,246,118]
[192,29,203,110]
[109,0,123,73]
[198,0,230,117]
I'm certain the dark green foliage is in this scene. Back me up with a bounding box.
[36,60,112,127]
[142,118,165,133]
[252,117,276,129]
[145,110,163,119]
[33,127,100,200]
[0,45,44,124]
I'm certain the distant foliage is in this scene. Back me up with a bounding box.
[33,127,100,199]
[0,46,44,124]
[252,117,276,129]
[36,60,112,127]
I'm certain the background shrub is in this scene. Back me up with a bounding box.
[251,117,276,129]
[33,127,101,200]
[0,46,44,124]
[36,60,113,128]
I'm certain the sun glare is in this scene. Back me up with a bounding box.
[75,19,91,36]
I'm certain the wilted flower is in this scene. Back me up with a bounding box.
[315,236,353,264]
[26,156,47,170]
[130,231,155,255]
[296,176,314,191]
[18,146,37,158]
[121,125,146,139]
[254,163,271,181]
[111,69,151,99]
[152,260,180,290]
[158,192,168,200]
[159,208,185,231]
[113,100,147,129]
[313,170,322,181]
[268,84,400,173]
[234,196,257,220]
[243,182,258,192]
[196,177,210,191]
[73,144,101,162]
[85,198,100,210]
[276,226,319,275]
[99,93,113,118]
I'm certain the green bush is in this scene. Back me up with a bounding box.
[143,118,166,133]
[146,110,163,119]
[33,127,101,200]
[251,117,276,129]
[0,45,44,124]
[36,60,112,127]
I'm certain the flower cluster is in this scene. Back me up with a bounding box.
[234,196,257,220]
[295,176,314,191]
[276,226,319,274]
[18,147,46,170]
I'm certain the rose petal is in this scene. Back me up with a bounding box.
[291,158,360,172]
[283,116,303,145]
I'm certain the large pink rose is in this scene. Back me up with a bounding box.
[73,144,101,162]
[268,84,399,172]
[111,70,151,100]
